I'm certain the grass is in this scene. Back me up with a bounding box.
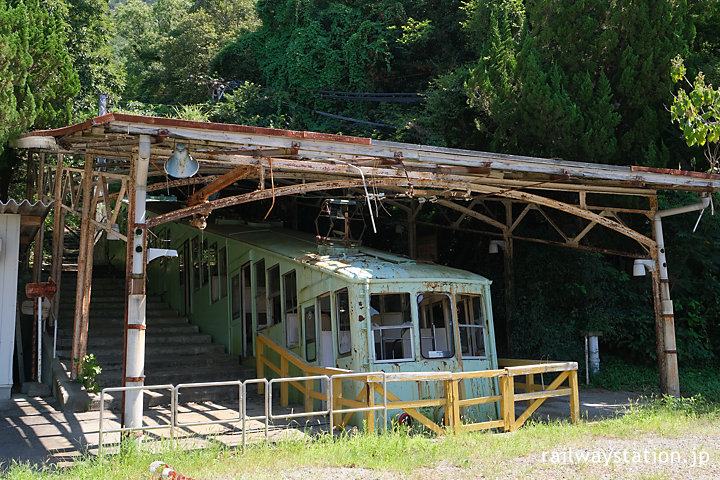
[589,356,720,402]
[2,396,718,480]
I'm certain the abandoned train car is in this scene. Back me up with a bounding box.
[113,216,500,422]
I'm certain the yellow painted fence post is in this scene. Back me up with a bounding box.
[501,374,516,432]
[569,369,580,424]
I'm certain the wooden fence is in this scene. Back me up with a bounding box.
[256,334,579,434]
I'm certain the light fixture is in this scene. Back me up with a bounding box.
[488,240,506,254]
[164,144,199,178]
[633,259,655,277]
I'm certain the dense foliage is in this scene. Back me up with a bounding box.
[2,0,720,371]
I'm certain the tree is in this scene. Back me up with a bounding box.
[466,0,690,166]
[0,0,79,200]
[65,0,125,118]
[670,55,720,172]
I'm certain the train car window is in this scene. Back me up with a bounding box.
[370,293,413,362]
[254,260,267,329]
[304,305,317,361]
[231,274,241,319]
[335,289,351,355]
[209,242,219,302]
[192,236,200,291]
[417,293,455,359]
[267,264,281,326]
[457,294,486,358]
[283,270,298,347]
[219,246,227,298]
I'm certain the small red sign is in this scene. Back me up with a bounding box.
[25,278,57,299]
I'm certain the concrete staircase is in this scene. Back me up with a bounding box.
[55,269,254,408]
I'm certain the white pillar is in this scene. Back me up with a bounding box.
[0,214,21,400]
[124,135,150,430]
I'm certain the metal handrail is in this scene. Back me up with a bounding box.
[98,384,175,455]
[95,362,580,452]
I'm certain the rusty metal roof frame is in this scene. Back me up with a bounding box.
[14,113,720,256]
[15,114,716,400]
[14,113,720,193]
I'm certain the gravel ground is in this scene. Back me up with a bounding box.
[248,432,720,480]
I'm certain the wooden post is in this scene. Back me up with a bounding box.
[501,375,516,432]
[51,155,65,326]
[444,379,460,433]
[70,154,96,379]
[333,377,342,428]
[365,383,375,433]
[525,373,535,409]
[280,356,288,406]
[304,377,312,413]
[32,154,46,283]
[568,370,580,424]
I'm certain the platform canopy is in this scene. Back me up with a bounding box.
[13,113,720,399]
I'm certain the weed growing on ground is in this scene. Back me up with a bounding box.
[3,396,718,480]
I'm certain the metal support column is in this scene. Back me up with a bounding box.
[122,135,150,431]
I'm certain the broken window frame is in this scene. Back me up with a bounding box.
[335,288,352,356]
[457,294,487,359]
[254,259,267,329]
[417,292,455,359]
[267,264,281,326]
[283,270,298,347]
[370,293,414,363]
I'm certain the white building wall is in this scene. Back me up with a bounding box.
[0,214,20,400]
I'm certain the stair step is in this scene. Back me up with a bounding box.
[57,324,199,337]
[96,365,256,388]
[57,333,213,349]
[95,354,243,371]
[57,342,227,359]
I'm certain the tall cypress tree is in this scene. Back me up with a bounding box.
[467,0,690,165]
[0,0,79,200]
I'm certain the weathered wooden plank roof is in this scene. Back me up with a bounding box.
[13,113,720,195]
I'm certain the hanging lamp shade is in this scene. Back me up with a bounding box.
[164,144,199,178]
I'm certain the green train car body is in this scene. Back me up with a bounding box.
[111,218,500,425]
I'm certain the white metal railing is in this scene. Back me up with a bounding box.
[97,364,578,453]
[97,373,389,455]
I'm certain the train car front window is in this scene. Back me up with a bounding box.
[370,293,413,362]
[335,288,351,355]
[418,293,455,359]
[457,294,487,359]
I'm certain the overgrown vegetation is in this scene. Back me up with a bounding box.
[78,354,102,393]
[2,396,718,479]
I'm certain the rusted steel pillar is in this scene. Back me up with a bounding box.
[649,244,668,394]
[122,135,150,430]
[70,154,97,378]
[51,154,65,325]
[649,194,709,396]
